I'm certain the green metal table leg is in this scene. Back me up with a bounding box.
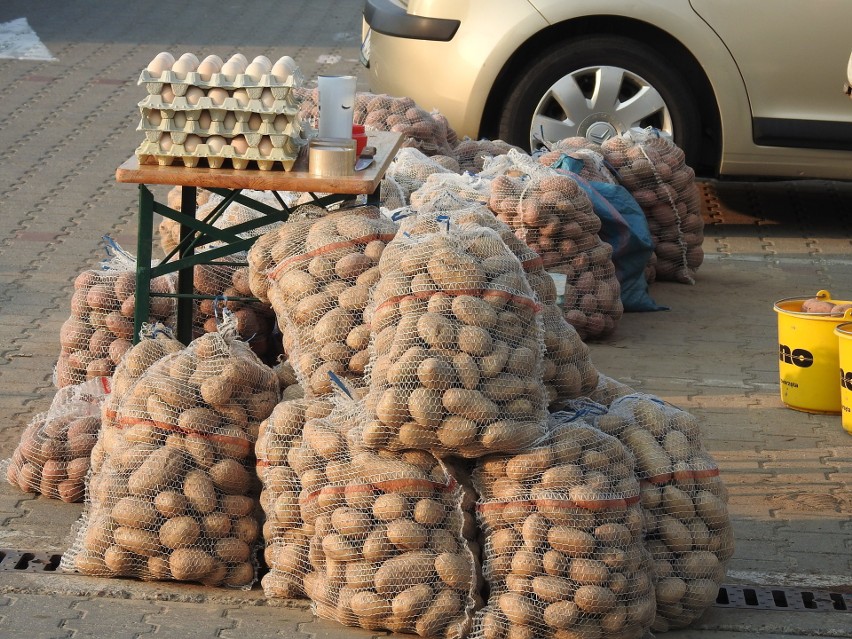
[177,186,197,344]
[133,185,155,345]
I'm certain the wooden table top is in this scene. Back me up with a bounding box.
[116,130,403,194]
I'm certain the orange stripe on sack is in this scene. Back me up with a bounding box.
[268,233,396,279]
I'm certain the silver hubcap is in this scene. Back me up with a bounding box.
[530,64,672,149]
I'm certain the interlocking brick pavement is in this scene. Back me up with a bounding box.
[0,1,850,638]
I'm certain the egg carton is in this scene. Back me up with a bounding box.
[135,136,302,171]
[138,109,304,144]
[137,67,304,98]
[138,92,300,120]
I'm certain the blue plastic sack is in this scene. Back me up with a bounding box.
[548,154,665,311]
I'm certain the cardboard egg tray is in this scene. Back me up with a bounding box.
[137,92,300,120]
[137,68,304,99]
[135,135,303,171]
[138,108,304,145]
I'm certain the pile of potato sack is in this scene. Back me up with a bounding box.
[4,89,731,639]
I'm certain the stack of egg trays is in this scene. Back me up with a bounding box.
[135,66,307,171]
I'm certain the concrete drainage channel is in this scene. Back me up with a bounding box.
[1,548,849,614]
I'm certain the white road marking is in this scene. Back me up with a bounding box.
[0,17,56,61]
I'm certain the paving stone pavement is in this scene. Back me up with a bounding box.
[0,1,851,638]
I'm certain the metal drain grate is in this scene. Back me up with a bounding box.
[0,548,62,573]
[717,584,851,613]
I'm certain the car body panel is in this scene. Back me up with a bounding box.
[365,0,549,138]
[364,0,852,178]
[690,0,852,125]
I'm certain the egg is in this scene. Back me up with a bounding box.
[173,112,187,128]
[271,55,298,80]
[147,51,174,75]
[223,111,237,129]
[273,114,290,132]
[232,89,250,107]
[207,87,229,106]
[252,55,272,70]
[160,84,175,103]
[221,54,247,78]
[159,133,173,152]
[260,88,275,108]
[244,62,266,82]
[147,110,162,127]
[248,113,263,131]
[178,52,199,66]
[231,135,249,155]
[231,53,248,65]
[183,134,202,153]
[171,53,198,80]
[197,55,222,81]
[185,86,205,106]
[258,136,274,157]
[206,136,226,153]
[198,111,212,129]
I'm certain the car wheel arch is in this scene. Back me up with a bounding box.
[479,16,722,175]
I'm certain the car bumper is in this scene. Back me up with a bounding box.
[364,0,460,41]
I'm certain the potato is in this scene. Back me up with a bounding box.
[374,550,437,596]
[392,583,433,620]
[112,496,159,529]
[113,526,159,557]
[169,548,216,581]
[183,469,217,514]
[128,446,185,495]
[159,516,200,549]
[209,458,251,495]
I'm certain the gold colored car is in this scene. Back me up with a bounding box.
[362,0,852,179]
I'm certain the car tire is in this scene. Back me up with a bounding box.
[497,34,702,165]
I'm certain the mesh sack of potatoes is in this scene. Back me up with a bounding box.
[452,139,523,175]
[410,172,494,211]
[272,357,304,401]
[160,189,293,256]
[361,215,549,458]
[584,394,734,631]
[256,396,333,598]
[482,150,623,340]
[535,137,618,185]
[61,318,280,588]
[192,254,281,364]
[409,199,600,411]
[380,175,411,214]
[289,396,478,638]
[471,412,656,639]
[5,376,110,503]
[600,128,704,284]
[55,242,177,388]
[259,207,398,397]
[246,205,331,305]
[385,147,459,203]
[586,374,636,408]
[296,88,457,156]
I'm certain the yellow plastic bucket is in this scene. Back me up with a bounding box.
[834,322,852,434]
[773,290,852,414]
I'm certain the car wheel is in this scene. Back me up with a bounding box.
[497,34,702,163]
